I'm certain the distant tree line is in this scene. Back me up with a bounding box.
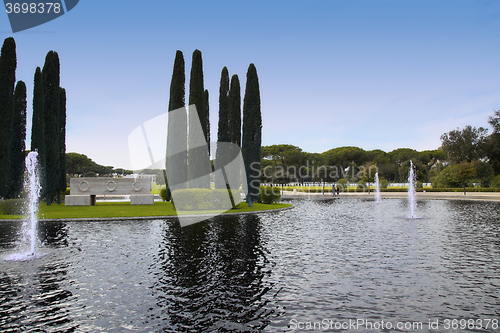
[66,152,132,178]
[261,111,500,188]
[260,144,446,185]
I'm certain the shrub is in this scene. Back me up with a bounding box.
[493,175,500,188]
[357,180,366,190]
[160,188,171,202]
[337,179,349,187]
[379,179,389,189]
[172,189,242,210]
[0,199,25,215]
[258,186,281,204]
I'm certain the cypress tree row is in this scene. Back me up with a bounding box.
[165,50,187,198]
[229,74,241,147]
[58,87,67,200]
[31,67,45,185]
[0,37,17,198]
[188,49,210,188]
[8,80,27,198]
[42,51,60,205]
[241,64,262,205]
[215,67,230,189]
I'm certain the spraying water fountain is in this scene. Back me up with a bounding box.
[374,172,381,203]
[6,151,41,260]
[408,160,417,218]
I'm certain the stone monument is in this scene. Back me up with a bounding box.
[65,177,153,206]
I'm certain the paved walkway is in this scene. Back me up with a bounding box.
[281,191,500,202]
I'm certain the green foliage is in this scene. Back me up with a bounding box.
[493,175,500,188]
[168,50,185,111]
[166,50,187,193]
[189,50,207,141]
[59,87,66,191]
[159,188,171,201]
[432,166,462,188]
[31,67,45,177]
[441,125,488,163]
[172,189,242,210]
[215,67,230,189]
[337,179,349,187]
[359,163,377,183]
[229,74,241,147]
[204,89,210,155]
[242,64,262,203]
[66,152,113,176]
[0,37,17,198]
[258,186,281,204]
[0,199,25,215]
[432,161,493,188]
[8,80,27,198]
[322,146,368,167]
[217,67,230,143]
[188,49,210,188]
[379,178,389,189]
[388,148,419,166]
[487,111,500,175]
[42,51,61,203]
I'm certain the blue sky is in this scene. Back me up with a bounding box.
[2,0,500,169]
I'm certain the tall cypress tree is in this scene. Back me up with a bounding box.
[188,49,209,188]
[204,89,210,155]
[165,50,187,197]
[8,80,27,198]
[229,74,241,147]
[215,67,230,189]
[42,51,60,205]
[0,37,17,198]
[242,64,262,205]
[58,87,67,199]
[31,67,45,189]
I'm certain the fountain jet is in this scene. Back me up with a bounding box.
[408,160,417,218]
[25,151,41,255]
[375,172,381,203]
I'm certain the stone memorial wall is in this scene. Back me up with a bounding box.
[66,178,153,206]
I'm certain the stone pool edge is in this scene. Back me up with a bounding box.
[0,205,294,223]
[281,191,500,202]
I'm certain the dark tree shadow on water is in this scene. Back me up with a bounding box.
[151,215,282,332]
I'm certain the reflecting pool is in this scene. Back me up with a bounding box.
[0,198,499,332]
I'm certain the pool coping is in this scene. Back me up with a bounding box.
[0,205,294,222]
[281,191,500,202]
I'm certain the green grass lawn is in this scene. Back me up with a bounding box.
[0,201,292,220]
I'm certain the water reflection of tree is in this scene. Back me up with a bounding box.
[152,214,277,332]
[38,221,69,247]
[0,221,19,249]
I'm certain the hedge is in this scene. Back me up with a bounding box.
[171,189,242,210]
[0,199,25,215]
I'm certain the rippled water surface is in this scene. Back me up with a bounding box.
[1,198,499,332]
